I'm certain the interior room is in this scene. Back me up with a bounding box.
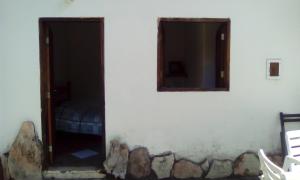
[49,21,104,167]
[161,21,227,90]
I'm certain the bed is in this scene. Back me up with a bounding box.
[53,83,103,136]
[55,102,103,136]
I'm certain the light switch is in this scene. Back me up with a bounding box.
[270,62,279,76]
[267,59,281,80]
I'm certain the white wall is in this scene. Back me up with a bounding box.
[0,20,4,145]
[1,0,300,161]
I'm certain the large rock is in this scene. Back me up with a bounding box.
[103,140,129,179]
[200,159,210,174]
[1,154,10,180]
[8,121,43,180]
[172,159,203,179]
[0,156,3,180]
[205,159,233,179]
[128,147,151,178]
[234,152,260,176]
[151,152,174,179]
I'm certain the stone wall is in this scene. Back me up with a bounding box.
[0,156,3,180]
[1,154,10,180]
[0,121,283,179]
[1,121,42,180]
[103,140,283,179]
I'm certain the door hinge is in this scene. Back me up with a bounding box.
[221,33,225,41]
[46,92,51,99]
[49,145,53,152]
[220,71,225,78]
[45,36,50,45]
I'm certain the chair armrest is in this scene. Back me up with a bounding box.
[283,155,300,171]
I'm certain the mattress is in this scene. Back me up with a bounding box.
[55,102,103,135]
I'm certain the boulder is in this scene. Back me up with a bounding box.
[1,154,10,180]
[103,140,129,179]
[200,159,210,174]
[151,152,174,179]
[0,156,3,180]
[128,147,151,178]
[205,159,233,179]
[172,159,203,179]
[234,152,260,176]
[8,121,43,180]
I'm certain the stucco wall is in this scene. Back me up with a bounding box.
[0,51,3,146]
[1,0,300,161]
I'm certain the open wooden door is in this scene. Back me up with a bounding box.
[99,20,106,160]
[39,21,55,165]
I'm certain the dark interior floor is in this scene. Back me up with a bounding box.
[53,131,105,167]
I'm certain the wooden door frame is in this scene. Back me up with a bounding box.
[39,17,105,169]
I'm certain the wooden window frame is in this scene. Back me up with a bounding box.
[157,18,231,92]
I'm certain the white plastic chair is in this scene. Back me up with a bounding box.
[258,149,300,180]
[285,130,300,171]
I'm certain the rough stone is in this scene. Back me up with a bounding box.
[1,154,10,180]
[103,139,129,179]
[128,147,151,178]
[200,159,210,174]
[151,152,174,179]
[205,159,233,179]
[267,154,283,167]
[8,121,43,180]
[172,159,203,179]
[234,152,260,176]
[0,156,3,180]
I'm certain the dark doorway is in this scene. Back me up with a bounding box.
[39,18,105,168]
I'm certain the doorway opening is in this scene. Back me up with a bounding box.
[39,18,105,168]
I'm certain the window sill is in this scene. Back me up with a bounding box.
[157,87,229,92]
